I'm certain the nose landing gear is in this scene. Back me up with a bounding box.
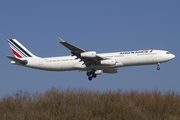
[157,63,160,70]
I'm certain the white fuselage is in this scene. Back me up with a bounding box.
[12,50,175,71]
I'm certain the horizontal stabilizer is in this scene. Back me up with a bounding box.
[6,56,28,65]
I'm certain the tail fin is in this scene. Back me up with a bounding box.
[7,39,38,58]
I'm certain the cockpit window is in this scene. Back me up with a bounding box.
[166,52,170,54]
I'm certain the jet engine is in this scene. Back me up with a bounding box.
[100,59,116,65]
[81,51,96,58]
[95,70,102,75]
[103,68,117,73]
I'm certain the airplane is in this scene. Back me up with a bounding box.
[6,38,175,81]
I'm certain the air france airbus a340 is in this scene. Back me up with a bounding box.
[7,37,175,80]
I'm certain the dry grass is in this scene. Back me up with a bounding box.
[0,88,180,120]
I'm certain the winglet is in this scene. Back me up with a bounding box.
[57,37,65,43]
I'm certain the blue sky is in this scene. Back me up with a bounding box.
[0,1,179,98]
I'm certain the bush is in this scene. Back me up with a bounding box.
[0,88,180,120]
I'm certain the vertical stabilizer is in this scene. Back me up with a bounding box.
[7,39,38,58]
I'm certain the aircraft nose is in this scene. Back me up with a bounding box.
[170,54,175,59]
[172,54,175,58]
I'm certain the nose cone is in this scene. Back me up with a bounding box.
[170,54,175,60]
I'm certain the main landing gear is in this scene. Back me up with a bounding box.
[87,69,97,81]
[157,63,160,70]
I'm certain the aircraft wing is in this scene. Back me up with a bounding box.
[57,37,104,64]
[6,56,28,65]
[57,37,85,53]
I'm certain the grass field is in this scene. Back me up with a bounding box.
[0,88,180,120]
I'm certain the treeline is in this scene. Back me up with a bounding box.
[0,88,180,120]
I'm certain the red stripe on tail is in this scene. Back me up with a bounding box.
[11,49,22,58]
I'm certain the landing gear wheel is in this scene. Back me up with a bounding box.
[92,74,97,78]
[157,63,160,70]
[157,67,160,70]
[87,69,96,80]
[87,72,91,76]
[88,77,92,81]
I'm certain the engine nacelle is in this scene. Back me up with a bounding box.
[81,51,96,58]
[100,59,116,65]
[103,68,117,74]
[95,70,101,75]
